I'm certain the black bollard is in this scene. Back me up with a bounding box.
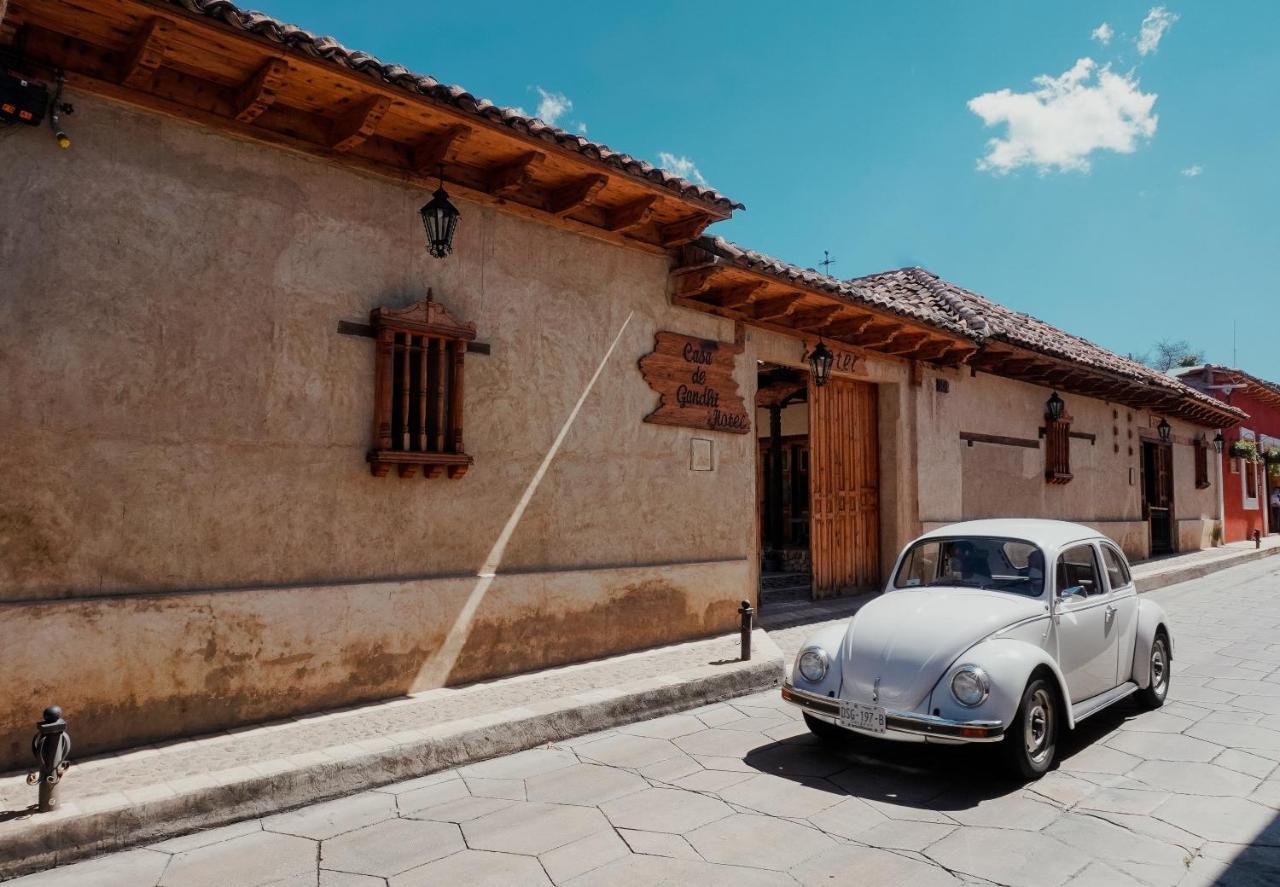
[1255,529,1262,549]
[27,706,71,812]
[738,600,754,661]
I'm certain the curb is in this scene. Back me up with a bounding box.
[0,631,784,881]
[1135,545,1280,594]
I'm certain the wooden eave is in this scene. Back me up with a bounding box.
[669,260,976,368]
[3,0,734,255]
[972,344,1243,428]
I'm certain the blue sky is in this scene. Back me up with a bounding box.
[258,1,1279,378]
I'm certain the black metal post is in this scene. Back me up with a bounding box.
[1254,528,1262,549]
[27,705,70,812]
[739,600,754,661]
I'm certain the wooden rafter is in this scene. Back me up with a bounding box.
[708,280,766,309]
[658,213,713,247]
[486,151,546,196]
[791,304,844,331]
[881,332,930,355]
[912,339,954,361]
[825,314,876,339]
[604,195,656,233]
[847,322,903,349]
[411,125,473,174]
[751,294,804,323]
[233,57,288,123]
[330,95,392,152]
[119,16,173,89]
[547,174,608,216]
[669,265,722,299]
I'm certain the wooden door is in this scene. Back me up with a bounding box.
[808,377,880,598]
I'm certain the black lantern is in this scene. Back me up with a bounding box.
[1212,430,1224,453]
[1157,418,1172,443]
[1045,391,1065,421]
[808,339,834,388]
[419,166,460,259]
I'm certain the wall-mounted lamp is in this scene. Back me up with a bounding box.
[1157,418,1172,443]
[419,165,460,259]
[1045,391,1065,421]
[807,339,833,388]
[1212,430,1224,454]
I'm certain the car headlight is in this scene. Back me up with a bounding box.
[950,665,990,707]
[797,648,829,683]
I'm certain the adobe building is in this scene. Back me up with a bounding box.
[0,0,1244,767]
[1175,365,1280,542]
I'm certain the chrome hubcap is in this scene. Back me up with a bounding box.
[1152,642,1167,696]
[1024,688,1053,764]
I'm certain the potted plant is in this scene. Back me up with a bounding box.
[1265,446,1280,465]
[1230,439,1260,463]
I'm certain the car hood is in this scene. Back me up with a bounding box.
[839,588,1045,710]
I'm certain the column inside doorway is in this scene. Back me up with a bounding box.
[756,363,812,609]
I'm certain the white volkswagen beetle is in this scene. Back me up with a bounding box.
[781,520,1172,778]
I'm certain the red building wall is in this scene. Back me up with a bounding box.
[1183,368,1280,542]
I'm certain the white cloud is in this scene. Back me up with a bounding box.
[576,122,588,134]
[1137,6,1179,56]
[967,58,1158,174]
[657,151,707,185]
[1181,164,1202,177]
[1091,22,1113,45]
[535,87,572,125]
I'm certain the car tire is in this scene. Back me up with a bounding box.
[1137,633,1171,709]
[804,713,851,743]
[1002,677,1058,780]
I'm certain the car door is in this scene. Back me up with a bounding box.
[1054,543,1120,702]
[1100,543,1139,686]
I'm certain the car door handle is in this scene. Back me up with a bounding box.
[1104,604,1117,622]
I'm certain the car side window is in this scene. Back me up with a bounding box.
[1101,545,1132,590]
[1056,545,1103,597]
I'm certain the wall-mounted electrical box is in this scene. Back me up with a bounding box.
[0,71,48,126]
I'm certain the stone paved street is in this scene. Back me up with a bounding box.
[12,557,1280,886]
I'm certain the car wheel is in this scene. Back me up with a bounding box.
[804,713,851,743]
[1002,677,1058,780]
[1137,633,1170,709]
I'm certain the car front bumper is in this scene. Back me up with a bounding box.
[781,683,1005,744]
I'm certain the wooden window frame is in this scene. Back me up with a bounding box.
[1044,414,1073,485]
[1194,439,1210,490]
[367,292,476,479]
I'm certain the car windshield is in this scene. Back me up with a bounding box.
[893,537,1045,596]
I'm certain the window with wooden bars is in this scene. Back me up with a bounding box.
[1044,415,1073,485]
[1194,439,1210,489]
[367,292,475,479]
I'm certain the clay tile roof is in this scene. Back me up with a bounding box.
[1175,365,1280,410]
[700,238,971,337]
[867,268,1244,419]
[166,0,744,212]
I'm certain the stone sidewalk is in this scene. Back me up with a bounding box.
[12,555,1280,886]
[0,630,784,879]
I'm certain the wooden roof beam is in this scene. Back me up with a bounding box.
[825,314,876,339]
[233,57,288,124]
[847,322,904,349]
[659,213,714,247]
[912,338,956,361]
[412,125,473,174]
[486,151,546,196]
[708,280,766,309]
[750,293,805,322]
[547,174,608,216]
[669,264,724,299]
[330,94,392,152]
[791,304,845,331]
[604,195,656,233]
[119,16,173,89]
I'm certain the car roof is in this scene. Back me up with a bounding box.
[916,519,1110,550]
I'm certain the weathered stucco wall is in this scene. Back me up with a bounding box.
[914,367,1220,560]
[0,94,755,766]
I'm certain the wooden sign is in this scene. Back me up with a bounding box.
[639,332,750,434]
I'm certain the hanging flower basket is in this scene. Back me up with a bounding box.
[1265,446,1280,465]
[1230,439,1260,463]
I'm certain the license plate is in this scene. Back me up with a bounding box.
[838,700,886,734]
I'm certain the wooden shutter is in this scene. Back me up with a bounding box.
[1044,416,1073,484]
[808,377,880,598]
[1194,441,1209,489]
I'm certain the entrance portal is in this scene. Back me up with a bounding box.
[756,364,880,613]
[1142,440,1175,555]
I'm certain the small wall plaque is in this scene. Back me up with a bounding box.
[690,438,713,471]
